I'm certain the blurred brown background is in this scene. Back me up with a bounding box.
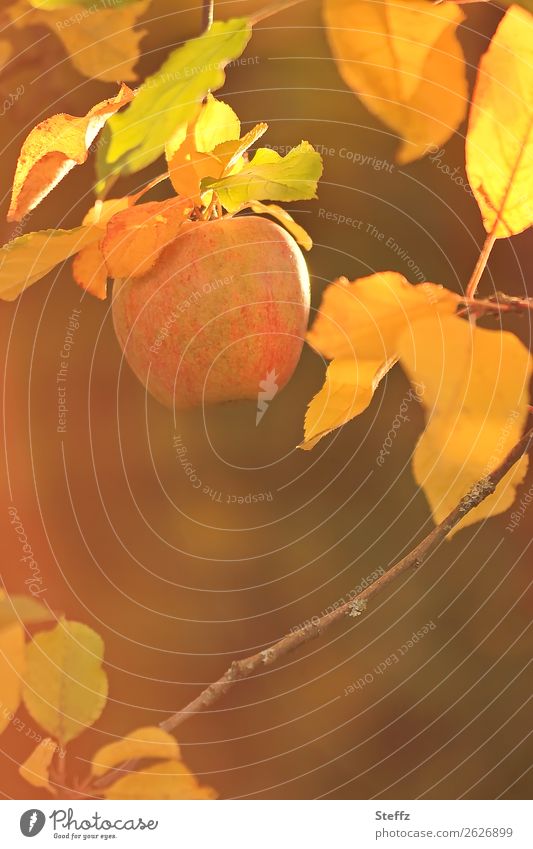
[0,0,531,800]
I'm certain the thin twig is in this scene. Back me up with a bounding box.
[461,294,533,316]
[159,426,533,734]
[465,229,497,299]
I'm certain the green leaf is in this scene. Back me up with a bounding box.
[0,595,54,631]
[203,142,323,212]
[96,18,252,189]
[23,620,108,745]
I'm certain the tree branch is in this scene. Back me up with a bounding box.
[89,427,533,792]
[466,229,497,299]
[160,426,533,734]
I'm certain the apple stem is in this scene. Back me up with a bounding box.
[202,0,214,31]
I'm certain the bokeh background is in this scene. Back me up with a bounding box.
[0,0,532,800]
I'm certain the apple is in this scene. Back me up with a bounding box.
[112,214,310,409]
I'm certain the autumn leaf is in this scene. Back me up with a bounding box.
[23,620,108,745]
[307,272,459,360]
[247,201,313,250]
[0,592,25,735]
[194,95,241,153]
[0,594,53,630]
[72,243,109,300]
[72,195,139,299]
[301,357,394,449]
[101,196,195,279]
[103,760,217,800]
[97,19,252,188]
[25,1,149,82]
[19,738,57,794]
[0,226,102,301]
[8,84,133,222]
[302,273,458,448]
[466,6,533,238]
[0,195,139,301]
[91,726,180,778]
[210,123,269,174]
[397,315,533,533]
[203,142,323,212]
[166,96,242,201]
[323,0,467,163]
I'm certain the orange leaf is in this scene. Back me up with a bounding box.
[72,242,108,301]
[466,7,533,238]
[72,196,139,299]
[19,738,57,794]
[8,84,133,223]
[101,196,195,280]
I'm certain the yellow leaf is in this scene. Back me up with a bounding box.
[398,315,533,533]
[466,6,533,238]
[19,738,57,794]
[301,357,394,449]
[101,196,195,279]
[8,84,133,222]
[104,760,217,800]
[194,95,241,153]
[307,273,459,361]
[0,195,137,301]
[91,726,180,778]
[323,0,467,163]
[16,2,149,82]
[0,592,25,735]
[248,201,313,250]
[0,594,53,630]
[0,226,101,301]
[23,620,108,745]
